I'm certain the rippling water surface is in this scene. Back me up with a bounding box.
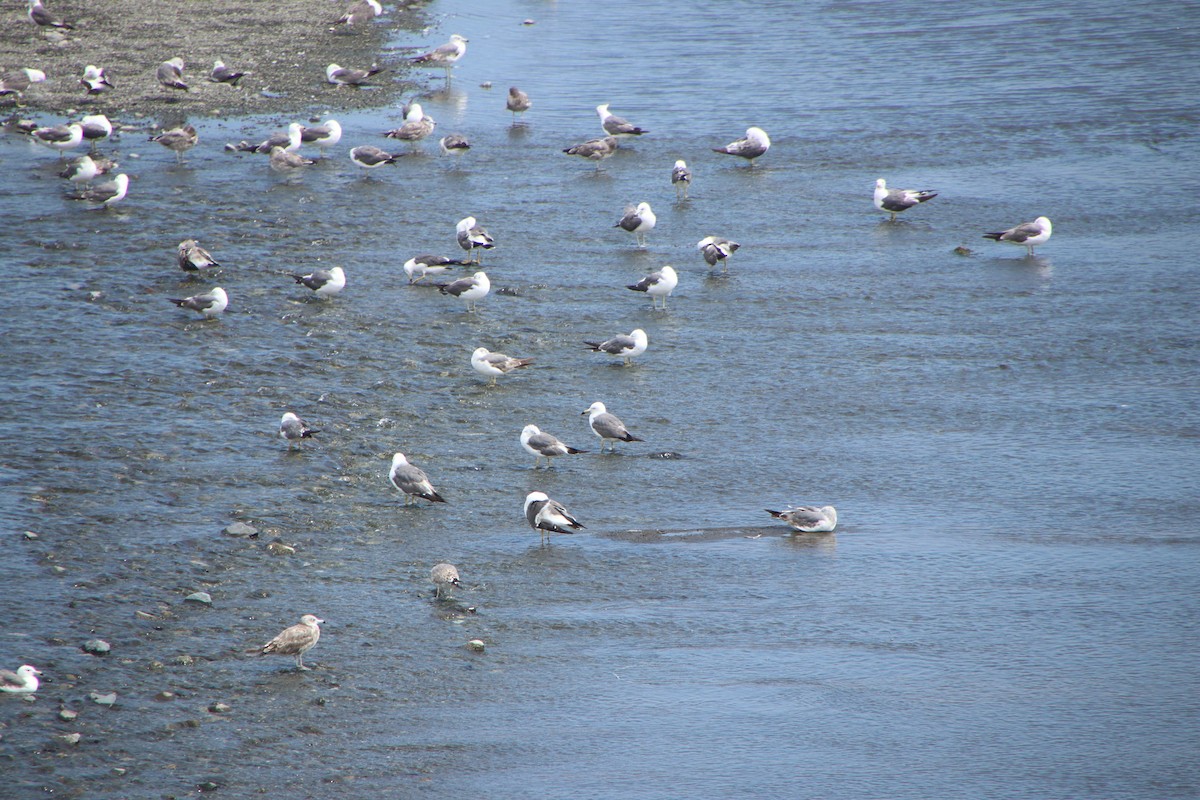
[2,0,1198,797]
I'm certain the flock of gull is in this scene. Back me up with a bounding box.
[2,0,1057,679]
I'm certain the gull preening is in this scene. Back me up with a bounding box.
[80,65,113,95]
[524,491,585,541]
[326,63,384,86]
[291,266,346,299]
[766,506,838,533]
[209,60,248,86]
[249,614,323,671]
[596,103,648,137]
[388,452,447,505]
[563,136,618,169]
[150,124,198,164]
[472,347,533,385]
[333,0,382,30]
[279,412,320,447]
[169,286,227,319]
[627,265,678,310]
[156,57,188,92]
[430,563,461,599]
[299,119,342,158]
[229,122,303,155]
[0,68,46,104]
[269,145,315,172]
[384,102,436,145]
[697,236,741,271]
[28,0,71,30]
[521,424,586,468]
[59,154,100,185]
[506,86,531,123]
[32,122,83,157]
[403,254,469,284]
[982,216,1053,256]
[438,271,490,312]
[615,202,656,248]
[582,401,644,452]
[411,34,468,82]
[713,126,770,165]
[874,178,937,221]
[0,665,42,694]
[584,328,647,366]
[178,239,220,272]
[455,216,494,263]
[439,134,470,158]
[672,159,692,199]
[349,145,400,172]
[70,173,128,208]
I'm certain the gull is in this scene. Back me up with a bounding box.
[713,126,770,165]
[411,34,468,82]
[403,254,469,283]
[596,103,648,138]
[69,173,128,208]
[439,133,470,158]
[177,239,220,272]
[563,135,618,169]
[333,0,382,30]
[299,119,341,158]
[520,425,586,468]
[32,122,83,158]
[383,102,436,145]
[0,665,42,694]
[524,491,585,541]
[209,60,249,86]
[349,144,400,173]
[697,236,741,271]
[249,614,323,671]
[584,328,647,366]
[614,202,656,248]
[438,271,490,312]
[59,154,100,185]
[150,124,198,163]
[626,265,677,310]
[455,216,494,263]
[982,216,1053,256]
[156,57,188,92]
[79,114,112,150]
[80,65,113,95]
[582,401,644,452]
[27,0,71,29]
[430,563,461,599]
[388,452,447,505]
[290,266,346,298]
[229,122,303,155]
[169,286,227,318]
[472,346,533,386]
[0,68,46,105]
[873,178,937,221]
[766,506,838,533]
[279,412,319,448]
[326,63,384,86]
[270,145,315,172]
[506,86,531,123]
[671,159,692,199]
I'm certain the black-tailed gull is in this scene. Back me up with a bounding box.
[524,491,585,541]
[874,178,937,221]
[59,154,99,185]
[333,0,382,30]
[0,68,46,104]
[521,425,586,468]
[584,328,647,366]
[300,119,342,158]
[614,202,655,248]
[209,60,248,86]
[403,254,469,284]
[80,64,113,95]
[626,265,677,310]
[713,126,770,165]
[472,347,533,385]
[249,614,323,670]
[430,563,461,599]
[439,133,470,158]
[982,216,1052,256]
[671,159,692,199]
[582,401,644,452]
[156,57,188,92]
[291,266,345,298]
[168,286,227,319]
[0,665,42,694]
[438,271,490,312]
[32,122,83,157]
[349,145,400,172]
[326,63,384,86]
[455,216,494,263]
[69,173,128,208]
[28,0,71,29]
[697,235,741,271]
[411,34,468,82]
[766,506,838,533]
[279,412,319,448]
[79,114,112,149]
[388,452,447,505]
[178,239,220,272]
[596,103,648,137]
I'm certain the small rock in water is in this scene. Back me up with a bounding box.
[479,81,492,89]
[467,639,486,652]
[223,521,258,537]
[155,691,175,701]
[185,592,212,605]
[82,639,111,655]
[23,531,38,540]
[56,733,82,745]
[89,691,117,707]
[650,451,683,460]
[174,655,196,666]
[266,540,295,556]
[208,702,231,714]
[953,245,974,256]
[522,18,536,25]
[59,708,78,721]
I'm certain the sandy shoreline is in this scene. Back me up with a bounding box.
[1,0,429,123]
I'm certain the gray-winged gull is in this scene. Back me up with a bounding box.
[169,286,227,318]
[0,665,42,694]
[982,216,1052,256]
[521,425,586,468]
[584,328,647,366]
[524,491,585,541]
[279,412,319,447]
[614,202,655,248]
[874,178,937,221]
[766,506,838,533]
[626,265,677,310]
[581,401,644,452]
[438,271,490,312]
[178,239,220,272]
[472,347,533,385]
[388,452,447,505]
[713,126,770,165]
[596,103,648,137]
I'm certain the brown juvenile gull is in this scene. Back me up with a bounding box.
[438,271,490,313]
[506,86,531,123]
[349,144,401,172]
[168,286,227,319]
[713,126,770,165]
[596,103,648,137]
[299,119,342,158]
[178,239,220,272]
[27,0,71,29]
[455,216,494,263]
[430,563,461,599]
[873,178,937,221]
[388,452,447,505]
[471,346,533,386]
[584,328,648,366]
[332,0,382,30]
[249,614,324,670]
[766,506,838,533]
[581,401,644,452]
[290,266,345,298]
[403,254,469,283]
[614,201,656,248]
[626,265,678,310]
[150,124,198,163]
[269,145,315,172]
[0,68,46,105]
[0,664,42,694]
[697,235,741,271]
[563,135,618,169]
[411,34,468,82]
[439,133,470,158]
[326,63,384,86]
[80,65,113,95]
[671,159,692,199]
[520,425,586,468]
[156,58,188,92]
[209,60,249,86]
[69,173,129,209]
[982,216,1053,256]
[279,412,319,448]
[524,491,585,542]
[383,102,436,145]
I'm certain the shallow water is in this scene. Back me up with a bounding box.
[2,0,1199,797]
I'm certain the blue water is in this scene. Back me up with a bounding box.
[1,0,1198,797]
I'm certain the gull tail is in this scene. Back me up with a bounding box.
[301,429,320,439]
[981,232,1004,241]
[167,298,188,307]
[621,433,645,443]
[914,191,938,203]
[565,447,587,455]
[582,340,603,351]
[424,490,447,504]
[765,509,785,519]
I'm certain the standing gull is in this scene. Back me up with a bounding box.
[627,265,678,310]
[178,239,220,273]
[438,271,490,312]
[455,216,494,263]
[290,266,346,298]
[300,119,342,158]
[156,58,188,92]
[168,286,227,319]
[873,178,937,221]
[411,34,468,82]
[32,122,83,158]
[521,425,586,468]
[388,452,447,505]
[79,114,112,150]
[59,154,100,186]
[472,347,533,385]
[249,614,323,671]
[430,563,461,599]
[713,126,770,165]
[230,122,303,155]
[0,665,42,694]
[0,68,46,105]
[585,328,647,366]
[506,86,531,123]
[384,103,436,146]
[80,65,113,95]
[349,145,400,173]
[270,145,315,172]
[582,401,644,452]
[150,124,198,163]
[563,136,618,169]
[209,60,249,86]
[333,0,382,30]
[766,506,838,533]
[326,63,384,86]
[279,412,319,448]
[28,0,71,29]
[697,236,741,271]
[70,173,128,209]
[403,254,468,283]
[671,159,692,199]
[524,491,585,541]
[615,202,656,248]
[982,216,1053,256]
[596,103,648,137]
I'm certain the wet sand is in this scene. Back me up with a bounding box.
[1,0,428,120]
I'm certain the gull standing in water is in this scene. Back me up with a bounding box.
[596,103,648,137]
[697,236,741,271]
[430,563,461,599]
[32,122,83,158]
[79,114,112,150]
[70,173,129,209]
[248,615,323,671]
[227,122,303,155]
[178,239,220,273]
[766,506,838,533]
[0,665,42,694]
[269,145,315,172]
[713,126,770,165]
[524,491,585,541]
[582,401,644,452]
[671,159,692,199]
[873,178,937,221]
[627,265,677,310]
[300,119,342,158]
[439,134,470,159]
[982,216,1053,256]
[438,271,490,312]
[169,286,227,319]
[411,34,468,83]
[279,412,319,448]
[0,68,46,104]
[290,266,346,299]
[506,86,531,123]
[209,60,249,86]
[150,124,198,164]
[615,202,656,248]
[563,136,618,170]
[59,154,99,186]
[584,328,647,366]
[472,347,533,386]
[403,254,469,283]
[388,452,447,505]
[156,57,188,92]
[349,145,400,173]
[521,425,586,468]
[455,216,494,263]
[384,103,436,147]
